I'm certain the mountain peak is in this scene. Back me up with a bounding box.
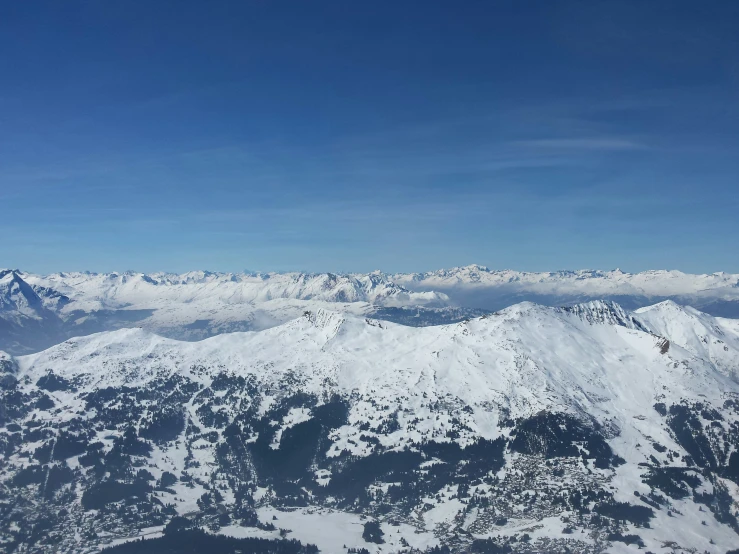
[0,268,23,283]
[461,264,490,272]
[0,269,47,317]
[301,308,347,334]
[636,298,682,311]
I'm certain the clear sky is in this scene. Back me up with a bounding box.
[1,1,738,274]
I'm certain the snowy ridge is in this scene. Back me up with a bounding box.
[555,300,647,330]
[635,300,739,381]
[16,301,738,422]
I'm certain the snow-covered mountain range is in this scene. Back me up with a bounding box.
[391,265,739,316]
[2,300,739,552]
[2,266,739,355]
[25,269,449,310]
[0,269,454,354]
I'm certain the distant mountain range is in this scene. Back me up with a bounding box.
[2,266,739,354]
[390,265,739,315]
[2,299,739,552]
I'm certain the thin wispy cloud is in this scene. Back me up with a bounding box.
[512,138,648,151]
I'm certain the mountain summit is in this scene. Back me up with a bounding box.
[0,270,64,354]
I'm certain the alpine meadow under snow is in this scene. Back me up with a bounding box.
[2,276,739,552]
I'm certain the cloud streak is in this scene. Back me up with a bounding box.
[511,138,648,151]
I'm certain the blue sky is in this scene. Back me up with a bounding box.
[1,1,738,274]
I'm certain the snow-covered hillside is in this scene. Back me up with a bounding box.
[3,301,739,553]
[635,300,739,382]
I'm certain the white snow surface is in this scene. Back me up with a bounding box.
[635,300,739,380]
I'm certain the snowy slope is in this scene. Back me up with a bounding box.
[3,301,739,553]
[635,300,739,381]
